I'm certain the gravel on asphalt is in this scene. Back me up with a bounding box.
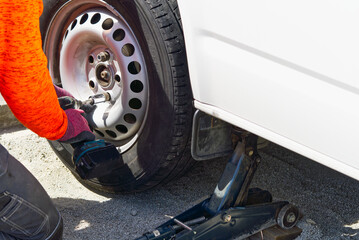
[0,126,358,240]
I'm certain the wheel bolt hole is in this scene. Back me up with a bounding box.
[89,80,96,89]
[129,98,142,109]
[88,55,94,64]
[124,114,136,124]
[116,125,128,134]
[115,75,121,83]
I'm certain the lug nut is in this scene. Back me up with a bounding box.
[97,51,110,62]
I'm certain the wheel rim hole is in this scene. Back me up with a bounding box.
[122,44,135,57]
[64,30,69,40]
[106,130,117,138]
[71,19,77,30]
[113,29,125,41]
[116,125,128,134]
[129,98,142,109]
[124,114,136,124]
[94,129,105,137]
[88,55,94,64]
[91,13,101,24]
[128,61,141,75]
[89,80,95,89]
[115,74,121,83]
[102,18,114,30]
[80,14,88,24]
[130,80,143,93]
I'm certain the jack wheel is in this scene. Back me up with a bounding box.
[277,204,299,229]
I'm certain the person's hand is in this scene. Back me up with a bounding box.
[53,85,95,144]
[58,108,95,143]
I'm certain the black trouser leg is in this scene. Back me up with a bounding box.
[0,144,63,240]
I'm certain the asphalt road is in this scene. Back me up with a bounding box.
[0,126,358,239]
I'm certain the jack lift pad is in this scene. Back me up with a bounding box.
[135,132,300,240]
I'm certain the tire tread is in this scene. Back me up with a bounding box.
[132,0,194,191]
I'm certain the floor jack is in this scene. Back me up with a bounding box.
[136,131,300,240]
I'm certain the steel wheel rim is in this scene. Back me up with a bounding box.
[45,1,149,153]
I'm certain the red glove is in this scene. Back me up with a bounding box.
[54,85,95,143]
[58,109,95,143]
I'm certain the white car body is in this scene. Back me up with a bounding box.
[178,0,359,181]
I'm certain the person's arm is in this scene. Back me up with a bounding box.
[0,0,67,140]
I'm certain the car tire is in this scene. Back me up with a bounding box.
[40,0,194,194]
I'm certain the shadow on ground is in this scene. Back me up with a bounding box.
[53,145,359,239]
[52,158,225,240]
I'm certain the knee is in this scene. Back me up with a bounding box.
[0,192,63,240]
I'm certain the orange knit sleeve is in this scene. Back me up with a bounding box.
[0,0,68,140]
